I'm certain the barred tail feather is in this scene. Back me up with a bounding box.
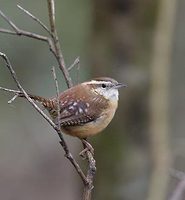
[18,93,55,108]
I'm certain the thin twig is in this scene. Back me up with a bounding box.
[83,151,96,200]
[68,57,80,71]
[0,10,56,55]
[47,0,55,33]
[68,57,80,84]
[0,28,18,35]
[76,58,80,84]
[0,27,50,41]
[51,66,61,129]
[51,66,88,184]
[0,3,97,198]
[0,10,19,33]
[47,0,73,88]
[0,7,87,185]
[0,53,56,129]
[0,6,72,87]
[8,94,19,104]
[0,53,87,185]
[0,87,22,94]
[49,3,97,194]
[51,66,65,144]
[17,5,52,37]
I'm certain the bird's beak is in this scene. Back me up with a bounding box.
[114,83,127,89]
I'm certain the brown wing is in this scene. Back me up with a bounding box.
[56,100,95,126]
[48,84,108,127]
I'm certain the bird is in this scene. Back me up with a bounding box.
[19,77,126,139]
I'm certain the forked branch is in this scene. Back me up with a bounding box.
[0,53,87,185]
[47,0,73,88]
[0,1,96,199]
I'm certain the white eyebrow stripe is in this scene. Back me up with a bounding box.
[82,80,111,85]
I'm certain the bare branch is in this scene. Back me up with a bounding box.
[51,66,65,146]
[47,2,96,195]
[47,0,73,88]
[68,57,80,71]
[68,57,80,84]
[83,151,96,200]
[0,86,22,94]
[0,27,50,41]
[0,3,97,198]
[0,10,19,33]
[0,52,57,130]
[17,4,52,36]
[0,6,72,87]
[51,66,88,184]
[0,10,56,55]
[8,94,19,104]
[51,66,60,129]
[0,53,87,185]
[0,28,18,35]
[47,0,55,33]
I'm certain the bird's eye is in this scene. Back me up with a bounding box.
[101,83,106,88]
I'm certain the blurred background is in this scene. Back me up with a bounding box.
[0,0,184,200]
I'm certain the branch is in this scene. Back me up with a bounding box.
[83,151,96,200]
[0,27,51,42]
[0,10,19,32]
[68,57,80,84]
[0,3,96,199]
[0,53,56,129]
[47,0,73,88]
[68,57,80,72]
[0,10,55,54]
[0,87,22,94]
[0,53,87,185]
[0,5,72,87]
[17,4,52,36]
[51,66,61,130]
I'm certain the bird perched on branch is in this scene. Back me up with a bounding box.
[18,77,126,139]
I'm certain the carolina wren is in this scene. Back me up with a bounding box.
[21,77,126,139]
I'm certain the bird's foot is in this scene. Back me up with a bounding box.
[79,139,94,159]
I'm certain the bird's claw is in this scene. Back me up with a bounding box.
[79,139,94,159]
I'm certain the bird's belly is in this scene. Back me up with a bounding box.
[61,105,117,138]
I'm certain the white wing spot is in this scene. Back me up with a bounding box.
[86,103,90,107]
[62,109,69,115]
[79,108,83,113]
[73,102,77,106]
[69,106,74,110]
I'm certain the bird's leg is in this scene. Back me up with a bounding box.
[82,138,94,154]
[79,138,94,159]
